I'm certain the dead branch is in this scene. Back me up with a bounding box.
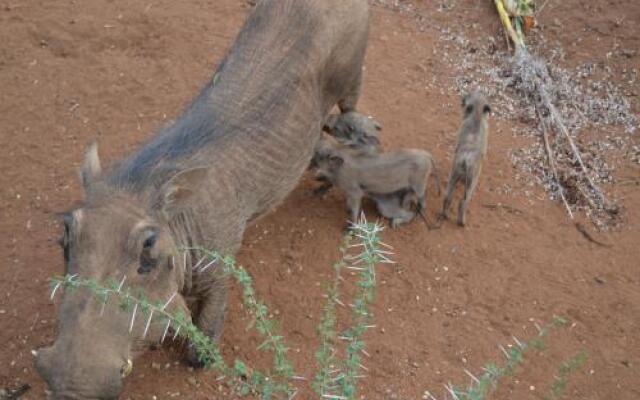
[574,222,612,248]
[538,109,574,219]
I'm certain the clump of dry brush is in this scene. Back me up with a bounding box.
[508,48,620,224]
[493,0,637,228]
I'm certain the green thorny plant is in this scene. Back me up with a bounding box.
[313,218,394,399]
[424,316,576,400]
[543,351,587,400]
[49,217,391,400]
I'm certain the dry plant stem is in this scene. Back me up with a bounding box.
[494,0,524,47]
[494,0,609,220]
[519,46,609,214]
[529,61,608,205]
[539,109,574,219]
[574,222,612,248]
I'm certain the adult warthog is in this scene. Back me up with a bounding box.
[35,0,370,398]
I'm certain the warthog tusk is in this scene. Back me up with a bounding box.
[121,359,133,378]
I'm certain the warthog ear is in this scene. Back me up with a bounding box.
[157,168,208,215]
[80,141,102,190]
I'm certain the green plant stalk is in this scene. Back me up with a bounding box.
[312,252,346,396]
[544,351,587,400]
[185,248,296,385]
[339,222,390,399]
[313,220,391,400]
[443,316,569,400]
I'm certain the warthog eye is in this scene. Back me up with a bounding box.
[143,234,156,249]
[138,228,159,275]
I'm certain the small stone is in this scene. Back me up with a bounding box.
[151,362,161,370]
[187,377,197,386]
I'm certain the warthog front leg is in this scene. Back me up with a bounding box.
[186,273,228,367]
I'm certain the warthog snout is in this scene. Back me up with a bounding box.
[36,339,128,400]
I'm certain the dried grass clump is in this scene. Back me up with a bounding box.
[506,47,624,226]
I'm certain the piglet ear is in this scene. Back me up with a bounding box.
[329,155,344,168]
[80,141,102,191]
[461,94,470,108]
[323,114,339,132]
[157,168,208,215]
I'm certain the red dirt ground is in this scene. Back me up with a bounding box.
[1,1,638,399]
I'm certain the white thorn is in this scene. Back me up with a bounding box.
[50,281,62,301]
[512,335,525,349]
[143,310,154,339]
[192,256,206,271]
[129,303,138,333]
[161,320,171,343]
[162,292,177,311]
[118,275,127,292]
[172,325,181,340]
[499,344,510,359]
[183,251,188,272]
[444,384,460,400]
[199,259,217,273]
[534,322,543,333]
[464,369,480,384]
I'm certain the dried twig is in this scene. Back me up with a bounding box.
[539,111,574,219]
[574,222,612,248]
